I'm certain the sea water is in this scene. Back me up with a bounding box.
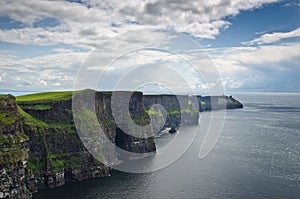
[34,92,300,199]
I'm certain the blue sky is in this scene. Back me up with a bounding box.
[0,0,300,94]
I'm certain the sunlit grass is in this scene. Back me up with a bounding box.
[16,91,72,103]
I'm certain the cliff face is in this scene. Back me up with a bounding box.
[143,95,199,130]
[143,94,243,130]
[197,95,243,111]
[16,91,155,193]
[95,91,156,153]
[0,95,30,199]
[0,91,243,197]
[17,96,110,192]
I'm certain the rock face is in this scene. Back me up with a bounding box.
[16,91,156,193]
[17,96,110,192]
[0,91,243,198]
[0,95,31,199]
[143,95,199,130]
[94,91,156,153]
[197,95,243,111]
[143,94,243,130]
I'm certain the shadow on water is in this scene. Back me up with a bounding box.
[33,170,151,199]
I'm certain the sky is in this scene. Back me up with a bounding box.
[0,0,300,94]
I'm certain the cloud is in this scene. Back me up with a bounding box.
[282,1,300,7]
[4,30,300,92]
[221,76,248,89]
[0,49,89,90]
[0,0,279,46]
[208,42,300,91]
[244,28,300,45]
[4,0,298,92]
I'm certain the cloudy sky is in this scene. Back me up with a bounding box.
[0,0,300,94]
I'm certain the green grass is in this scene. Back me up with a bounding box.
[16,91,72,103]
[128,114,149,125]
[18,104,52,111]
[146,108,198,116]
[100,119,114,126]
[49,123,76,133]
[65,154,88,168]
[0,146,28,165]
[0,95,18,125]
[0,134,28,145]
[74,107,99,126]
[0,94,14,101]
[0,110,18,125]
[27,157,46,174]
[46,153,70,159]
[145,109,163,116]
[33,104,52,110]
[17,105,49,129]
[46,152,96,170]
[51,159,65,171]
[182,108,199,113]
[167,109,180,115]
[26,104,52,110]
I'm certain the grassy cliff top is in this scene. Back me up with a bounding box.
[16,91,72,103]
[16,90,146,104]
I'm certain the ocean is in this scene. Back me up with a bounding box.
[33,92,300,199]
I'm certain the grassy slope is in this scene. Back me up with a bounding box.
[16,91,72,103]
[17,105,49,129]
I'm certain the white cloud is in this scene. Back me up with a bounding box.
[211,43,300,78]
[221,43,300,67]
[1,33,300,92]
[37,79,48,86]
[244,28,300,45]
[282,1,300,7]
[0,0,279,46]
[0,49,90,90]
[207,42,300,90]
[4,0,299,92]
[222,76,247,89]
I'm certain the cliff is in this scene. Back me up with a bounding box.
[0,91,242,198]
[94,91,156,153]
[15,90,156,193]
[197,95,243,111]
[143,95,199,131]
[143,94,243,130]
[0,95,30,198]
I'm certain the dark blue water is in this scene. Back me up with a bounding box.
[34,92,300,199]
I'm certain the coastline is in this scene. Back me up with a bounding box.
[0,91,243,198]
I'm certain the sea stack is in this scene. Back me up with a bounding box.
[169,127,177,134]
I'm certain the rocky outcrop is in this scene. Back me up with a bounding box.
[197,95,243,111]
[0,95,30,199]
